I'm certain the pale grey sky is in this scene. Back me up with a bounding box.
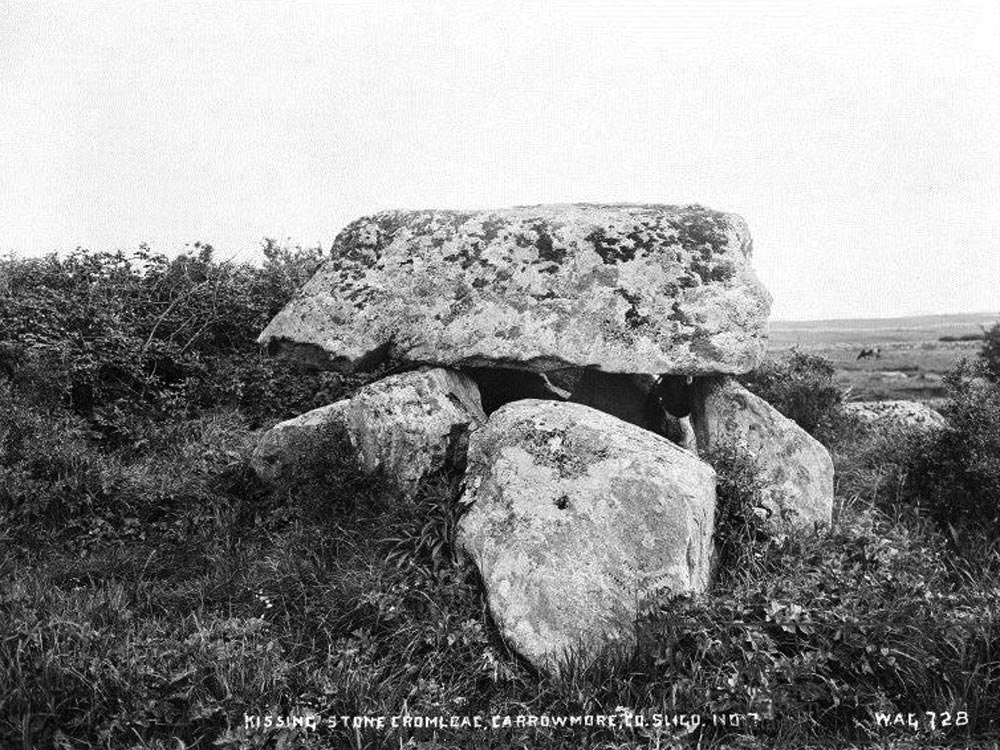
[2,1,998,320]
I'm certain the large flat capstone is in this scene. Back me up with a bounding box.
[259,204,772,375]
[456,400,716,672]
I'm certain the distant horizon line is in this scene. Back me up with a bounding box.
[772,311,999,325]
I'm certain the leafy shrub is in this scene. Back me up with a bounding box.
[630,512,997,742]
[0,384,128,540]
[904,360,1000,547]
[740,350,844,440]
[980,319,1000,382]
[828,414,920,522]
[0,380,264,549]
[0,240,333,435]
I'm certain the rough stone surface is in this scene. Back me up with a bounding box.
[252,367,486,496]
[259,204,771,375]
[456,400,716,672]
[252,400,345,484]
[691,378,834,532]
[843,400,948,434]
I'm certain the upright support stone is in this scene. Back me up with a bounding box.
[252,367,486,498]
[691,377,834,532]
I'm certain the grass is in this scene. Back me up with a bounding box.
[768,317,990,402]
[3,397,1000,750]
[4,348,1000,748]
[4,250,996,748]
[767,340,980,402]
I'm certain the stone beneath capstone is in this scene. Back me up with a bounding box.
[258,204,772,375]
[456,400,716,673]
[691,378,834,533]
[251,367,486,497]
[843,400,948,435]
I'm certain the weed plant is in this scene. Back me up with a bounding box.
[740,349,845,442]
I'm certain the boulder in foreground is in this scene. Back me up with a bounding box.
[456,399,716,672]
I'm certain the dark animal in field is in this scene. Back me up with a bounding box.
[857,346,881,361]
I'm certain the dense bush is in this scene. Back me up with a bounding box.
[632,512,998,742]
[265,420,391,523]
[980,319,1000,381]
[940,333,985,342]
[739,350,844,440]
[0,240,350,434]
[903,360,1000,548]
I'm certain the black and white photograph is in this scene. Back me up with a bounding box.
[2,2,1000,748]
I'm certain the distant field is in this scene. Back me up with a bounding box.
[767,312,998,402]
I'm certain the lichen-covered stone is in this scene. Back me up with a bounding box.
[691,378,834,532]
[252,367,485,497]
[259,204,771,375]
[843,400,948,435]
[456,400,716,673]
